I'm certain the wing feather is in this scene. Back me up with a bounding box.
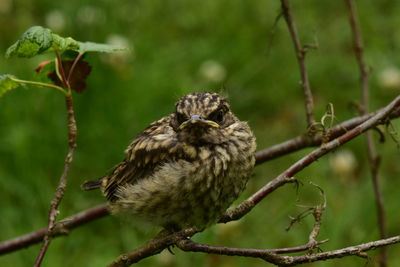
[103,115,195,201]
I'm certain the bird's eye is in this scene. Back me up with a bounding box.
[176,113,187,125]
[209,109,225,124]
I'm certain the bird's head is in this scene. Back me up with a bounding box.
[172,92,238,144]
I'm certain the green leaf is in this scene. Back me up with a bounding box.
[5,26,79,58]
[77,41,129,53]
[60,50,82,60]
[0,74,22,97]
[6,26,53,58]
[6,26,129,58]
[51,34,80,51]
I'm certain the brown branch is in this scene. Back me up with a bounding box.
[107,228,198,267]
[175,236,400,266]
[280,0,315,127]
[176,239,327,258]
[183,235,400,266]
[255,106,400,165]
[34,94,77,267]
[345,0,369,111]
[345,1,388,266]
[283,235,400,266]
[1,101,399,256]
[0,205,108,255]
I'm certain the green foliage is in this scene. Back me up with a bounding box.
[5,26,128,59]
[5,26,79,58]
[0,74,22,97]
[77,41,129,53]
[3,26,128,96]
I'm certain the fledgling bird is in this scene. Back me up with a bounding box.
[82,92,256,230]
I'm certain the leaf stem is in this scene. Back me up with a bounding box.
[67,52,85,85]
[8,77,67,95]
[55,51,70,89]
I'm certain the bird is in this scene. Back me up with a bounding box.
[82,92,256,230]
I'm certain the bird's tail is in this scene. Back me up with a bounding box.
[81,178,103,191]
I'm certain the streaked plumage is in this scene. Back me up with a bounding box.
[82,92,256,229]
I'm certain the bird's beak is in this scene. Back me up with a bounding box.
[179,115,219,129]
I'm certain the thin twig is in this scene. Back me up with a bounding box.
[345,1,388,266]
[307,183,326,245]
[280,0,315,127]
[1,101,399,256]
[34,94,77,267]
[176,238,328,258]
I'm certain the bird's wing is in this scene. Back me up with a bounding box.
[103,115,196,201]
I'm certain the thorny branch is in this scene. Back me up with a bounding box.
[33,51,83,267]
[1,101,399,256]
[280,0,315,127]
[345,0,388,266]
[33,95,77,267]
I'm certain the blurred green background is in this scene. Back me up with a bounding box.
[1,0,400,266]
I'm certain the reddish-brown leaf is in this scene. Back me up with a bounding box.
[48,60,92,93]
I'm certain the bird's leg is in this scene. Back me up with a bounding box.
[159,225,181,255]
[160,225,204,255]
